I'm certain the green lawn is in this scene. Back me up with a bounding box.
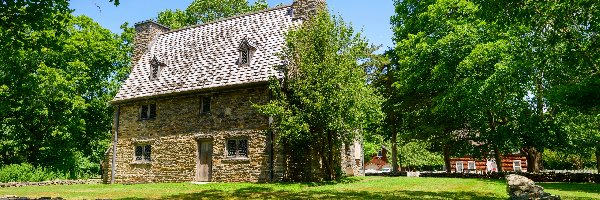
[0,177,598,199]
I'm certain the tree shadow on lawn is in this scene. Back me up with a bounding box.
[117,186,505,200]
[537,182,600,195]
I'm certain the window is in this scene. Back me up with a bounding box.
[238,40,254,66]
[140,104,156,120]
[513,160,522,172]
[201,96,211,114]
[135,145,151,162]
[468,161,476,170]
[150,56,162,80]
[240,47,250,65]
[456,161,464,173]
[377,150,382,157]
[226,139,248,158]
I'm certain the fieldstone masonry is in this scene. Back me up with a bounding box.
[506,174,561,200]
[103,87,274,183]
[132,20,170,64]
[103,0,363,184]
[292,0,327,20]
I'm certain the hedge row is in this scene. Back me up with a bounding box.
[0,164,68,183]
[419,172,600,183]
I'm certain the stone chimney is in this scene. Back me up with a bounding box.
[132,20,170,64]
[291,0,327,21]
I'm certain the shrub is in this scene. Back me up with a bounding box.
[543,150,596,170]
[0,163,67,182]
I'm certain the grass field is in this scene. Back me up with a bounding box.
[0,177,598,199]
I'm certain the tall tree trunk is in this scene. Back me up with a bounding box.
[596,148,600,174]
[326,130,334,180]
[494,146,503,173]
[525,147,542,172]
[391,123,398,174]
[486,111,503,173]
[385,68,399,175]
[443,144,451,173]
[529,67,544,173]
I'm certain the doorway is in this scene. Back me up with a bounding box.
[196,140,212,182]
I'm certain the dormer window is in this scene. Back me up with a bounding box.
[150,56,163,80]
[238,38,256,66]
[240,45,250,65]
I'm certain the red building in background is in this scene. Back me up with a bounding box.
[365,146,392,171]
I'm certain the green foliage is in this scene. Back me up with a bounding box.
[0,163,67,182]
[389,0,600,172]
[398,142,444,170]
[157,0,268,29]
[362,134,384,163]
[256,11,381,181]
[544,150,596,170]
[0,1,131,177]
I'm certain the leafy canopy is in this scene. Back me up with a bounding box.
[157,0,268,29]
[256,10,381,180]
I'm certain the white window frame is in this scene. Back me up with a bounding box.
[456,161,464,173]
[513,160,522,172]
[468,161,476,170]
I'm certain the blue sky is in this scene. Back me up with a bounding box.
[70,0,395,51]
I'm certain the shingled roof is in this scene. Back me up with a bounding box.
[112,5,297,103]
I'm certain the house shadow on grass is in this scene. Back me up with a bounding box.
[117,186,506,200]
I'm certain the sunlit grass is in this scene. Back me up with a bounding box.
[0,176,597,199]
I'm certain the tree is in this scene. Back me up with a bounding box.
[157,0,268,29]
[388,0,482,172]
[0,0,131,176]
[552,76,600,172]
[256,11,381,181]
[390,0,599,173]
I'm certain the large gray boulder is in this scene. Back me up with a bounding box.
[506,174,560,200]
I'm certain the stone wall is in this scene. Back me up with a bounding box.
[0,179,101,188]
[342,139,364,176]
[292,0,327,21]
[133,21,170,64]
[104,86,275,183]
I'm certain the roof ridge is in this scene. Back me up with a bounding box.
[162,4,292,35]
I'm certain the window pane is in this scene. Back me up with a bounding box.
[151,64,159,79]
[149,104,156,119]
[135,146,143,161]
[241,50,249,64]
[238,139,248,157]
[456,161,463,172]
[144,145,151,161]
[227,140,237,157]
[468,161,475,169]
[202,97,211,113]
[141,105,148,119]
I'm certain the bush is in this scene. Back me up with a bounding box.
[0,163,67,182]
[543,150,596,170]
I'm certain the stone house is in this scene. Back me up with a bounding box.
[102,0,363,183]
